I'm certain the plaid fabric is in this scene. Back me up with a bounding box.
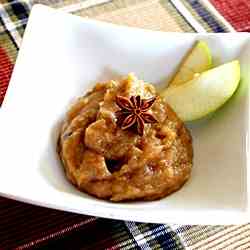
[0,0,250,249]
[211,0,250,32]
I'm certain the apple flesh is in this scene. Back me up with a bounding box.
[169,41,212,87]
[162,60,241,121]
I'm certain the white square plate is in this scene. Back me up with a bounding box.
[0,5,250,225]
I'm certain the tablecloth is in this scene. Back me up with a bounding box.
[0,0,250,249]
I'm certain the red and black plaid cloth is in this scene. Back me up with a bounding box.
[1,0,250,249]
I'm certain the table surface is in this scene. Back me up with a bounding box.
[0,0,250,249]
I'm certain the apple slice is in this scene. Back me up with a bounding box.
[169,41,212,87]
[162,60,240,121]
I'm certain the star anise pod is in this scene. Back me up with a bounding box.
[115,95,158,136]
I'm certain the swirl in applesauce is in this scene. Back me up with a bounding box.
[58,74,193,201]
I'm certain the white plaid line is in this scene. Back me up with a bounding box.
[170,0,207,33]
[2,17,28,30]
[200,0,235,32]
[0,3,23,48]
[125,221,151,250]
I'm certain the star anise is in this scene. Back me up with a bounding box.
[115,95,158,136]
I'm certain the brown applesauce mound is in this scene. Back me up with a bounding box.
[58,74,193,201]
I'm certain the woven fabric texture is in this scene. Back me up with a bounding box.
[0,0,249,249]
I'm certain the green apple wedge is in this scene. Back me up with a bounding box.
[161,60,240,122]
[169,41,212,87]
